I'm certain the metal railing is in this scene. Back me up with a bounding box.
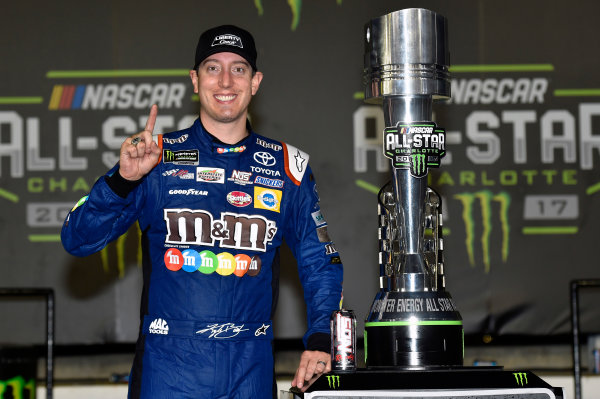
[0,288,54,399]
[570,279,600,399]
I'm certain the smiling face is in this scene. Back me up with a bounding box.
[190,52,263,129]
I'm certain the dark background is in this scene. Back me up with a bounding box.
[1,0,599,346]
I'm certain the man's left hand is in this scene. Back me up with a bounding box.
[291,350,331,392]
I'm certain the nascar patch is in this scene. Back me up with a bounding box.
[163,149,199,165]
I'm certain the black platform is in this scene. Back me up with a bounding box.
[283,367,565,398]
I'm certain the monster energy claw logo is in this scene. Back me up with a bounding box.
[0,376,36,398]
[411,153,426,176]
[513,372,528,386]
[454,190,511,273]
[326,375,340,389]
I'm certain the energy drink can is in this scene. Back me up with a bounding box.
[331,309,357,371]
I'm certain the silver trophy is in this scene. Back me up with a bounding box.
[363,8,463,368]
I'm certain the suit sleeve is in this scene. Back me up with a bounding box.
[283,162,344,352]
[61,165,146,257]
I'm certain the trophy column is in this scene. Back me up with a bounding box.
[363,8,464,369]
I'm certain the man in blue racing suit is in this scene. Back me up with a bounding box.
[61,25,343,398]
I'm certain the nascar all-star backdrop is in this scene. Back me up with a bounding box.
[1,0,600,345]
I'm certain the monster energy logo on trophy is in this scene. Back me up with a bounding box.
[383,122,446,177]
[411,153,427,176]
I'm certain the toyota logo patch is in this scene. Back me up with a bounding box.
[253,152,276,166]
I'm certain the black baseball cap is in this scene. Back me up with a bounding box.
[193,25,257,71]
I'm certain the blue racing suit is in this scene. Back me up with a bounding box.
[61,118,344,399]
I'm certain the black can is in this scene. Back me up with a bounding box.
[330,309,357,371]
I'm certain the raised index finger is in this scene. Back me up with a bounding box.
[144,104,158,133]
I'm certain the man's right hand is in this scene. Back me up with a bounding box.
[119,105,162,181]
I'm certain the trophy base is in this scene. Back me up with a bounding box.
[365,322,463,368]
[365,290,463,368]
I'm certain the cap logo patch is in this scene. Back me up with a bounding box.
[212,34,243,48]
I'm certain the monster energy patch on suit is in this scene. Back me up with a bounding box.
[163,149,200,165]
[383,122,446,177]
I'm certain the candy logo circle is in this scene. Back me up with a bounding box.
[216,252,236,276]
[247,256,262,277]
[198,250,218,274]
[227,191,252,207]
[234,254,252,277]
[164,248,183,271]
[181,249,201,272]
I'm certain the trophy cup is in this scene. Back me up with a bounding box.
[282,8,566,398]
[363,8,463,368]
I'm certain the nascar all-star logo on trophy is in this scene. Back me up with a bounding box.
[383,122,446,178]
